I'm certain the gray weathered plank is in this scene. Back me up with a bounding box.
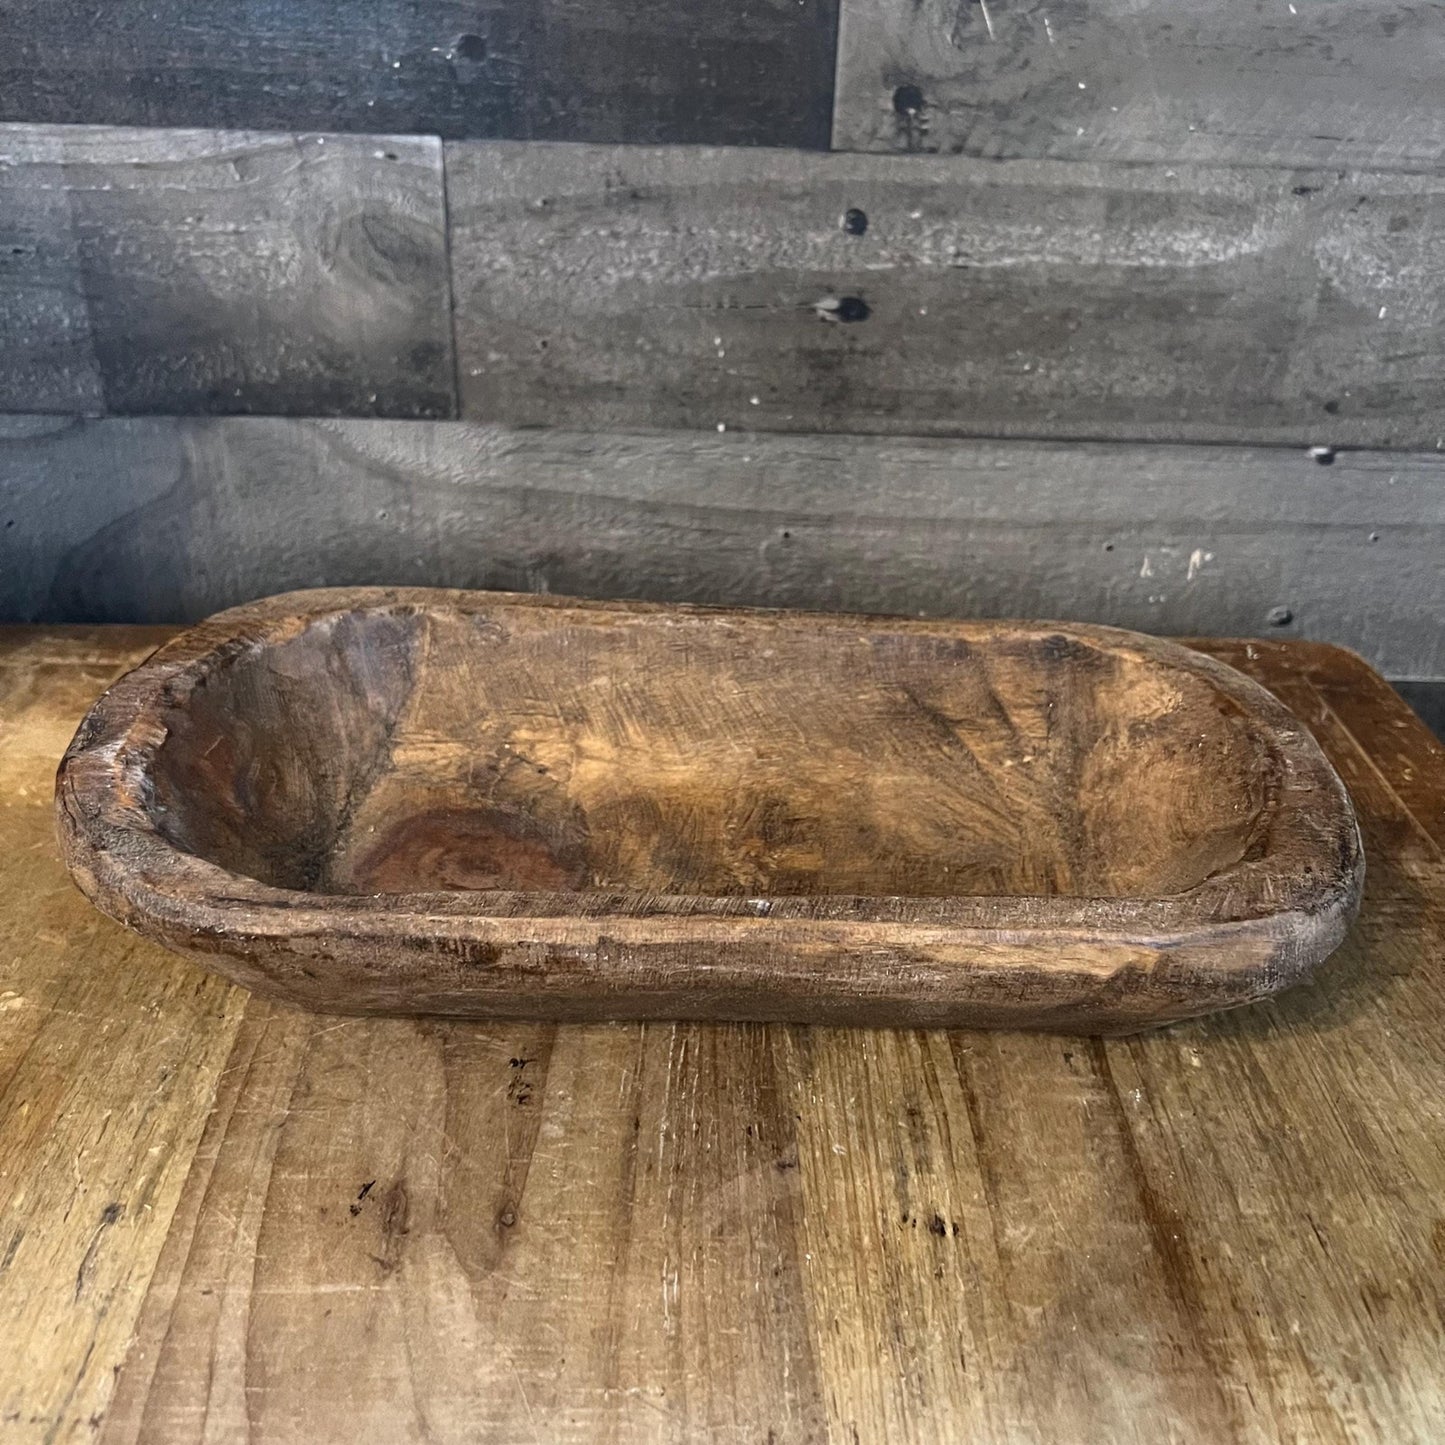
[0,124,454,418]
[832,0,1445,170]
[446,142,1445,449]
[0,0,838,150]
[3,414,1442,677]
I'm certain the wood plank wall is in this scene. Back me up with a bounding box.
[833,0,1445,169]
[445,143,1445,447]
[0,127,454,418]
[0,0,1441,688]
[0,0,840,146]
[4,417,1441,676]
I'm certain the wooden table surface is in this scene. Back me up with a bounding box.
[2,626,1443,1444]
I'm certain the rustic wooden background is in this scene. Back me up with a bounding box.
[2,7,1445,1439]
[0,0,1441,706]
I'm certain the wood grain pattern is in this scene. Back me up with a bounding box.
[0,629,247,1441]
[55,589,1361,1033]
[0,0,838,148]
[1390,681,1445,748]
[4,415,1443,679]
[1,626,1442,1440]
[0,125,454,418]
[446,142,1445,448]
[832,0,1445,170]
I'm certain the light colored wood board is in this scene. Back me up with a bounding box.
[831,0,1445,171]
[2,629,1444,1441]
[3,414,1443,677]
[102,1016,828,1442]
[0,0,838,149]
[0,631,247,1444]
[781,1027,1247,1440]
[446,142,1445,449]
[0,124,454,418]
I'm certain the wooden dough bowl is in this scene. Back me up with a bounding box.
[56,589,1363,1033]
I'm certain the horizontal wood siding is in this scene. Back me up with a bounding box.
[832,0,1445,171]
[0,125,455,418]
[3,415,1441,677]
[447,142,1445,448]
[0,0,838,148]
[6,125,1442,443]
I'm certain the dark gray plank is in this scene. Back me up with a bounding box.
[3,415,1442,678]
[0,0,836,149]
[0,124,454,418]
[446,142,1445,449]
[833,0,1445,170]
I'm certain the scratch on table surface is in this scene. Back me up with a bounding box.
[369,1075,465,1164]
[73,1201,123,1301]
[254,1281,391,1294]
[309,1017,365,1037]
[658,1022,679,1163]
[505,1348,540,1438]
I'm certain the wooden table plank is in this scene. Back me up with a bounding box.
[1304,673,1445,854]
[1,627,1442,1442]
[0,631,248,1441]
[446,142,1445,449]
[0,0,838,150]
[4,418,1443,679]
[1388,682,1445,754]
[831,0,1445,172]
[0,125,454,419]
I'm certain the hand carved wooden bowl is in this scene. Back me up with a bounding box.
[56,589,1362,1033]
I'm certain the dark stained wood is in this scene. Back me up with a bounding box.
[1387,680,1445,750]
[5,415,1444,679]
[0,124,454,418]
[1302,669,1445,850]
[832,0,1445,171]
[1,627,1441,1441]
[445,142,1445,448]
[55,589,1362,1033]
[0,0,838,149]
